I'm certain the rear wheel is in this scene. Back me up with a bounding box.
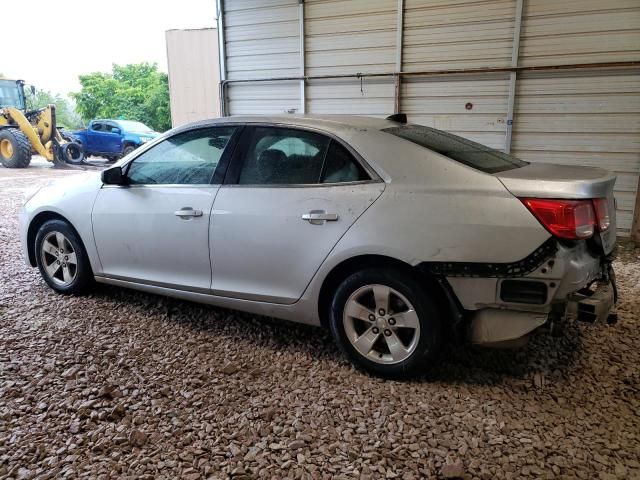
[35,219,93,294]
[329,268,442,379]
[0,129,32,168]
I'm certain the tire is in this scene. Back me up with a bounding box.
[0,129,32,168]
[329,268,442,379]
[122,145,136,157]
[35,219,93,295]
[60,142,85,165]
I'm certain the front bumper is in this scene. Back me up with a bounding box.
[18,207,31,266]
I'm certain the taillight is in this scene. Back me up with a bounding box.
[520,198,595,240]
[592,198,610,231]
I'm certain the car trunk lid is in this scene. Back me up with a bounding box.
[495,163,617,254]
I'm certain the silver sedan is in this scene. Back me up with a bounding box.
[19,115,618,378]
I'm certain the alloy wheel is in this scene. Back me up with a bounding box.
[343,284,421,365]
[40,231,78,287]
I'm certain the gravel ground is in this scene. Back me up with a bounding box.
[1,162,639,480]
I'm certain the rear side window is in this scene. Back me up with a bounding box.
[234,126,371,185]
[321,141,369,183]
[237,127,329,185]
[383,125,528,173]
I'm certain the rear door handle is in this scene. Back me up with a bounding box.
[174,207,203,218]
[302,210,339,225]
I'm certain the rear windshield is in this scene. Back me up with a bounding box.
[383,124,528,174]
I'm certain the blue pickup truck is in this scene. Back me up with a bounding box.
[72,119,159,162]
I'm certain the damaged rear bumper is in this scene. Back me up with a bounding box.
[421,239,617,346]
[468,277,616,346]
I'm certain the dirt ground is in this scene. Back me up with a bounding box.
[1,161,639,479]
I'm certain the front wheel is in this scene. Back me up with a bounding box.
[329,268,442,379]
[35,219,93,294]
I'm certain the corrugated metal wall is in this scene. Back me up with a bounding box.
[305,0,396,116]
[166,28,221,127]
[219,0,640,235]
[224,0,300,114]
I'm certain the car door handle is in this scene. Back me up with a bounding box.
[302,210,338,224]
[174,207,203,218]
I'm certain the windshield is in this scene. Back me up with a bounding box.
[383,124,528,174]
[0,80,25,109]
[117,120,154,133]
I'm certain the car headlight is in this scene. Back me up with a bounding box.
[140,137,152,143]
[23,186,42,205]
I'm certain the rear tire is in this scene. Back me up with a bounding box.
[329,268,442,379]
[35,219,94,294]
[0,129,32,168]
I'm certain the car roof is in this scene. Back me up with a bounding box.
[175,114,402,137]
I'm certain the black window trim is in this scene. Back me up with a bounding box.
[111,125,244,188]
[222,123,382,188]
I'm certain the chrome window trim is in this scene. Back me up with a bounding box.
[219,179,380,189]
[102,184,221,189]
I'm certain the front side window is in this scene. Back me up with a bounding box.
[383,124,528,174]
[235,127,370,185]
[91,122,104,132]
[126,127,236,185]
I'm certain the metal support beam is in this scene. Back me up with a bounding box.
[299,0,306,114]
[505,0,524,154]
[218,61,640,118]
[394,0,404,114]
[632,176,640,243]
[216,0,228,116]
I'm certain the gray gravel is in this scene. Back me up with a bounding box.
[1,164,639,480]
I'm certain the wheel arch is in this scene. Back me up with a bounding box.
[317,254,459,330]
[27,211,85,267]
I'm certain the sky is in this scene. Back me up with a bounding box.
[2,0,216,97]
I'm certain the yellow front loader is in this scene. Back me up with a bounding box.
[0,78,83,168]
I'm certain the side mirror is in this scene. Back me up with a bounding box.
[111,127,121,135]
[101,166,126,185]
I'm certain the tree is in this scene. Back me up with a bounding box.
[25,89,84,130]
[71,63,171,132]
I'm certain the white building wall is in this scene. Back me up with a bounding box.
[166,28,221,127]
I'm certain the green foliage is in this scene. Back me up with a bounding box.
[71,63,171,132]
[25,89,84,130]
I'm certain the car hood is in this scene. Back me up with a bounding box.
[494,163,616,199]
